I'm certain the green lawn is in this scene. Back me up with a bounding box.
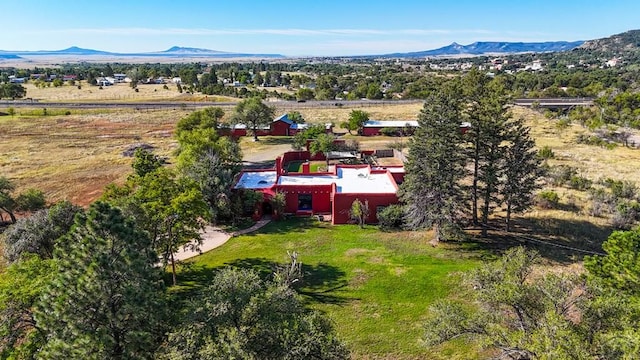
[286,160,328,173]
[309,161,327,172]
[179,218,485,359]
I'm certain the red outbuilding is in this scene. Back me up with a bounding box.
[220,114,334,138]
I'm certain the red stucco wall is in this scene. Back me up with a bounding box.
[361,127,382,136]
[275,185,333,214]
[331,192,399,224]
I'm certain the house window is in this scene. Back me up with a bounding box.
[298,194,312,211]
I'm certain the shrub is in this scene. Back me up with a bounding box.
[15,189,46,212]
[271,191,286,220]
[537,146,555,159]
[546,165,576,186]
[604,179,637,199]
[377,204,405,230]
[588,188,617,217]
[535,190,560,209]
[242,190,264,215]
[612,200,640,229]
[380,127,399,137]
[349,199,370,228]
[556,117,571,131]
[576,134,616,149]
[568,175,592,191]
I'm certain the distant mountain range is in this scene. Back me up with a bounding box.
[0,46,284,58]
[2,30,639,61]
[379,41,585,58]
[0,54,21,59]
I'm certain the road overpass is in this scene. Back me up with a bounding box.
[513,98,594,109]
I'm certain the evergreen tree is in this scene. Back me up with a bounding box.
[183,148,240,223]
[501,118,542,232]
[463,68,490,227]
[36,202,166,360]
[584,227,640,295]
[477,79,512,236]
[463,69,512,236]
[131,148,163,178]
[0,255,55,359]
[159,268,349,360]
[401,83,467,245]
[3,201,82,262]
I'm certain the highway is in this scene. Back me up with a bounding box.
[0,98,594,110]
[0,99,424,110]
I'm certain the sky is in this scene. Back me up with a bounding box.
[1,0,639,56]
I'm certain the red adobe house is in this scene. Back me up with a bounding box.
[233,151,405,224]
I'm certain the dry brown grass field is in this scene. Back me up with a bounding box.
[278,102,423,126]
[23,83,238,103]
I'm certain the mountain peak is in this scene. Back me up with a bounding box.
[53,46,110,55]
[161,46,227,54]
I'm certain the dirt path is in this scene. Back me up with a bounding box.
[242,143,292,163]
[173,219,272,261]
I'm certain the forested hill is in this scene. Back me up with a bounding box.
[380,41,584,57]
[578,29,640,53]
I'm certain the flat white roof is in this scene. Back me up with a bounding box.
[373,166,405,173]
[363,120,419,128]
[234,171,277,189]
[278,167,397,194]
[290,123,333,130]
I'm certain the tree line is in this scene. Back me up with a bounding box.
[399,69,542,243]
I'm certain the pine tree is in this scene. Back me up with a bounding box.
[501,118,542,232]
[401,83,467,245]
[463,70,512,236]
[462,68,490,227]
[477,79,512,236]
[36,202,166,360]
